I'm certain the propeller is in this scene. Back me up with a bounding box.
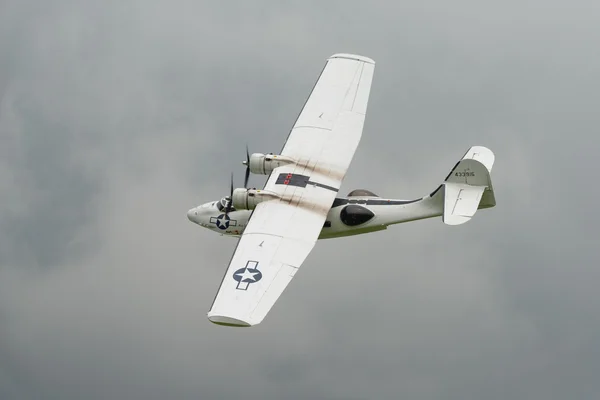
[226,146,254,215]
[243,144,251,188]
[225,172,234,215]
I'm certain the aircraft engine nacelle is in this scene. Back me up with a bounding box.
[232,188,280,210]
[248,153,294,175]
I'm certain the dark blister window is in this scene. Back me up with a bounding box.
[340,205,375,226]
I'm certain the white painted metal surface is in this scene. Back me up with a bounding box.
[188,144,497,240]
[207,54,375,326]
[185,53,497,327]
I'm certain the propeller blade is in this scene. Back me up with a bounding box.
[244,164,250,188]
[244,145,251,188]
[225,173,234,215]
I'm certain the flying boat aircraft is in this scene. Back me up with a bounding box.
[187,54,496,327]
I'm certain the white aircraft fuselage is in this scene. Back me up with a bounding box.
[187,187,495,239]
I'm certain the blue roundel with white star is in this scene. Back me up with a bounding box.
[233,261,262,290]
[215,214,230,230]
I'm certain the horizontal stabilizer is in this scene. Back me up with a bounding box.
[443,183,486,225]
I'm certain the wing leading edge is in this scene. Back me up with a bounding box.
[208,54,375,327]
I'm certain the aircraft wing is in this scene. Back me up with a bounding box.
[207,54,375,327]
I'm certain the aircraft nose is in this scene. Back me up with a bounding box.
[187,208,197,222]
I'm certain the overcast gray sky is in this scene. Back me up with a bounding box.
[1,1,600,399]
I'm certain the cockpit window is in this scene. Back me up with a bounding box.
[217,197,235,212]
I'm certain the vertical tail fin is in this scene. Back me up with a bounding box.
[439,146,496,225]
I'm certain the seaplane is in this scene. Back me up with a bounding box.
[187,54,496,327]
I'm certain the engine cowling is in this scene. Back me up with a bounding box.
[232,188,280,210]
[248,153,294,175]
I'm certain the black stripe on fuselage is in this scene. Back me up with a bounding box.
[444,161,461,181]
[429,184,443,198]
[331,198,421,208]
